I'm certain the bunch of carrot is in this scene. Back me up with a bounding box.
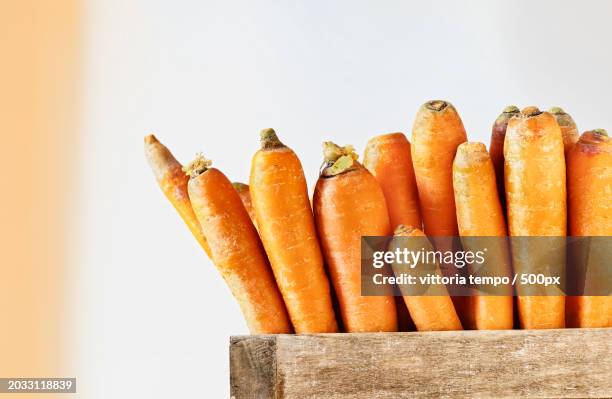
[145,101,611,334]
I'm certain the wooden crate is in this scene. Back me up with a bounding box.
[230,328,611,398]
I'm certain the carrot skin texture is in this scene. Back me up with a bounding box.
[250,131,338,333]
[233,182,257,230]
[314,163,398,332]
[453,142,513,330]
[489,106,520,212]
[144,135,212,258]
[188,167,291,334]
[504,108,566,329]
[390,226,462,331]
[363,132,422,230]
[567,130,612,328]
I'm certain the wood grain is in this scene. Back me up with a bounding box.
[230,328,611,398]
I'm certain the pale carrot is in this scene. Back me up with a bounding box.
[489,105,520,210]
[390,225,462,331]
[232,182,257,230]
[566,129,612,328]
[453,142,513,330]
[411,100,469,324]
[505,106,566,329]
[549,107,579,155]
[185,155,291,334]
[314,142,398,332]
[144,135,211,258]
[249,129,338,333]
[363,132,422,230]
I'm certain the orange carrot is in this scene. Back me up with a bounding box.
[249,129,338,333]
[566,129,612,328]
[232,182,257,230]
[314,142,398,332]
[453,142,513,330]
[505,106,566,329]
[489,105,520,210]
[411,100,469,324]
[549,107,579,155]
[185,155,291,334]
[411,100,467,236]
[390,225,462,331]
[144,135,211,258]
[363,132,422,230]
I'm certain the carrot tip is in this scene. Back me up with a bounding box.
[425,100,449,112]
[503,105,520,114]
[144,134,158,145]
[183,153,212,178]
[521,106,542,117]
[260,128,284,149]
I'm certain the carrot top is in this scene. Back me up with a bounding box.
[494,105,520,125]
[521,106,542,117]
[183,154,212,178]
[321,141,359,177]
[260,128,285,149]
[549,106,576,127]
[426,100,449,111]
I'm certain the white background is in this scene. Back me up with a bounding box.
[76,1,612,397]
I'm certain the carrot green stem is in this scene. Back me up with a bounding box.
[548,106,566,115]
[503,105,520,114]
[321,141,358,177]
[260,128,285,149]
[183,153,212,178]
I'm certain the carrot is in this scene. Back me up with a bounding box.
[411,100,467,236]
[363,132,422,230]
[453,142,513,330]
[390,225,462,331]
[232,182,257,230]
[566,129,612,328]
[505,106,566,329]
[314,142,398,332]
[144,135,211,259]
[185,155,291,334]
[411,100,469,324]
[549,107,579,154]
[249,129,338,333]
[489,105,520,210]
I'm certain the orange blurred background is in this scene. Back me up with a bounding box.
[0,0,80,396]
